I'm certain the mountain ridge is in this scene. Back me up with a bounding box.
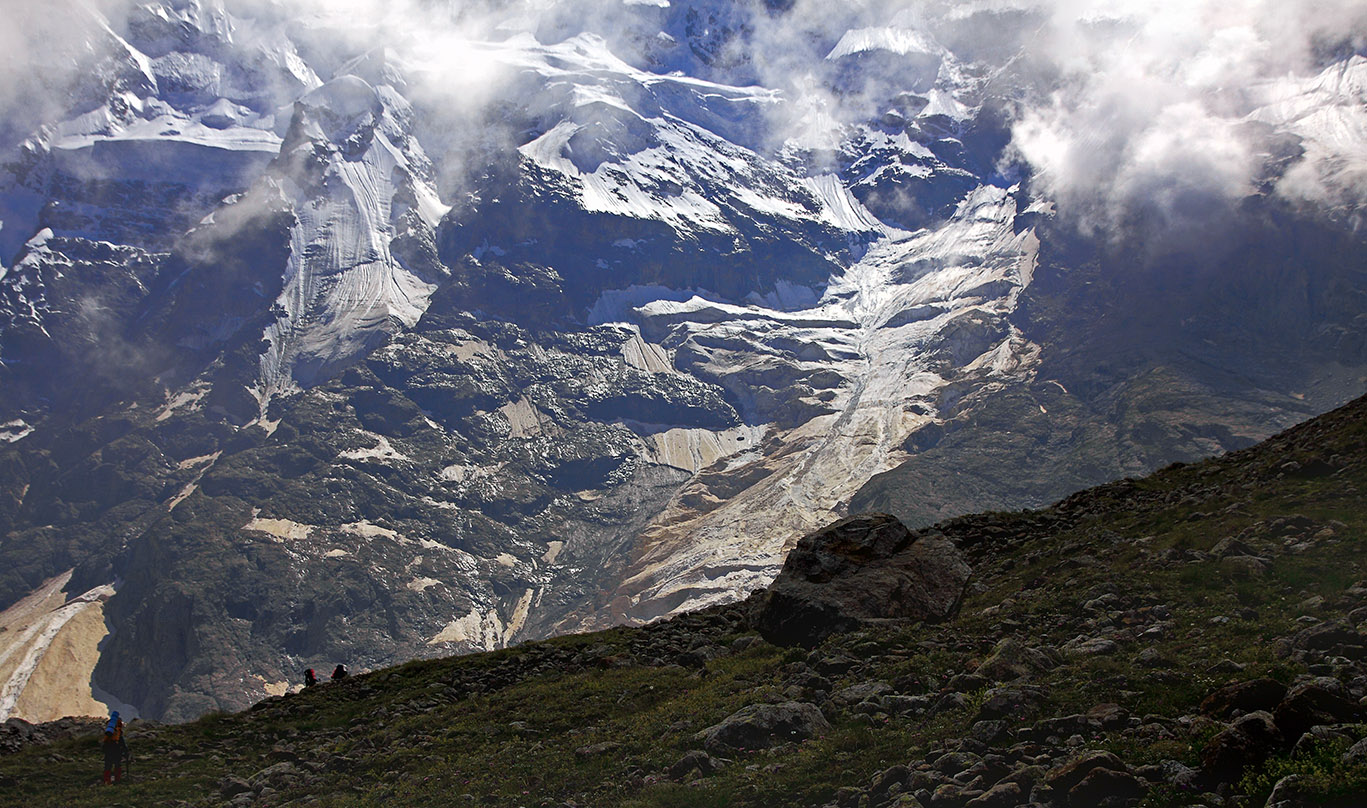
[0,0,1364,722]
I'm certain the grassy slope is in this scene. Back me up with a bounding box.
[4,395,1367,807]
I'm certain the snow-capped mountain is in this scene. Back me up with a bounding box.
[0,0,1364,722]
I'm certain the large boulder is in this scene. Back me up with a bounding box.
[976,637,1057,682]
[1273,677,1365,740]
[1199,678,1287,719]
[751,513,971,647]
[694,702,831,752]
[1200,711,1283,782]
[1046,750,1140,807]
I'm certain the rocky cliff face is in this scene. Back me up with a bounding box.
[0,0,1364,721]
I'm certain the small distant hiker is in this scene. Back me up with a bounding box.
[304,668,318,687]
[331,664,348,681]
[101,711,129,785]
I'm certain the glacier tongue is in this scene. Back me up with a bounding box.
[258,73,443,399]
[588,184,1040,625]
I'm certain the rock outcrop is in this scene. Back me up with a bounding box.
[751,513,971,647]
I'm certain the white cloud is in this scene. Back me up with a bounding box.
[1002,0,1367,229]
[3,0,1364,232]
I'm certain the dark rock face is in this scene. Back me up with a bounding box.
[850,208,1367,531]
[693,701,831,752]
[751,513,971,647]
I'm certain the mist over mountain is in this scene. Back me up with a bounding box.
[0,0,1363,722]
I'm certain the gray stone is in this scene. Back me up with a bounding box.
[751,514,971,647]
[218,775,252,798]
[1133,647,1171,668]
[1292,726,1349,759]
[1201,711,1282,781]
[1274,677,1365,739]
[250,762,302,785]
[976,637,1056,682]
[1265,774,1312,808]
[669,749,724,780]
[1291,621,1365,652]
[1343,736,1367,765]
[834,681,895,706]
[963,781,1022,808]
[1063,636,1119,656]
[1200,678,1287,719]
[694,702,831,752]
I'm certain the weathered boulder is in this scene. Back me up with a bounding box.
[1045,750,1131,796]
[1344,737,1367,766]
[1067,767,1146,808]
[218,775,253,798]
[976,637,1057,682]
[1274,677,1365,739]
[751,513,971,647]
[1291,621,1366,653]
[694,702,831,752]
[963,781,1022,808]
[669,749,724,780]
[1199,678,1287,719]
[975,686,1046,722]
[1201,710,1283,782]
[1265,774,1313,808]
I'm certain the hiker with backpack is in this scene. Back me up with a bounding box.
[331,664,348,681]
[101,711,129,785]
[304,668,318,687]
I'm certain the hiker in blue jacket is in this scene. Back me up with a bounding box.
[101,711,129,785]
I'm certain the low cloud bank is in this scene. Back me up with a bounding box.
[4,0,1364,232]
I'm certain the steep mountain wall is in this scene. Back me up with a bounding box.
[0,0,1363,720]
